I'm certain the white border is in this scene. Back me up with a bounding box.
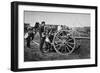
[18,5,95,68]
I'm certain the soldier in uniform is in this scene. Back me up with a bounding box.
[25,27,35,48]
[34,22,40,34]
[39,21,46,53]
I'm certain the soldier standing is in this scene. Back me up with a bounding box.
[25,28,35,48]
[34,22,40,34]
[39,21,46,53]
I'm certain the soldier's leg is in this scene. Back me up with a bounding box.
[31,34,34,40]
[27,39,31,48]
[40,37,45,52]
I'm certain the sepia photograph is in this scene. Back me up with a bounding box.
[24,11,90,62]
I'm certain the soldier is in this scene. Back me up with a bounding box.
[34,22,40,34]
[39,21,46,53]
[25,27,35,48]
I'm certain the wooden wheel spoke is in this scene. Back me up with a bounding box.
[60,35,67,40]
[65,45,70,52]
[55,37,62,42]
[67,38,72,41]
[55,44,62,50]
[54,40,62,45]
[67,43,73,49]
[60,46,65,53]
[58,38,62,42]
[64,46,67,53]
[60,47,63,52]
[67,42,74,45]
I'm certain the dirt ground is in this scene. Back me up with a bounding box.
[24,32,90,62]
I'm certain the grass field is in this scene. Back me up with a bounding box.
[24,31,90,62]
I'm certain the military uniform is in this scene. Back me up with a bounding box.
[39,25,45,50]
[26,29,35,48]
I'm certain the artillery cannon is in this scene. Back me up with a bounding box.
[40,24,90,55]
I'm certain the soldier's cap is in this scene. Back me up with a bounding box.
[35,22,39,24]
[41,21,45,24]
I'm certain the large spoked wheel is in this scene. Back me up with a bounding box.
[53,30,75,55]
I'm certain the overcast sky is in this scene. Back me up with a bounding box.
[24,11,90,27]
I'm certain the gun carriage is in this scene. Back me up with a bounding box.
[39,24,90,55]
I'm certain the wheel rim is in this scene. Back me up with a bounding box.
[53,30,75,55]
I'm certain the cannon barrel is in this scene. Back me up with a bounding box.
[75,37,90,40]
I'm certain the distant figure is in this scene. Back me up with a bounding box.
[58,25,62,31]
